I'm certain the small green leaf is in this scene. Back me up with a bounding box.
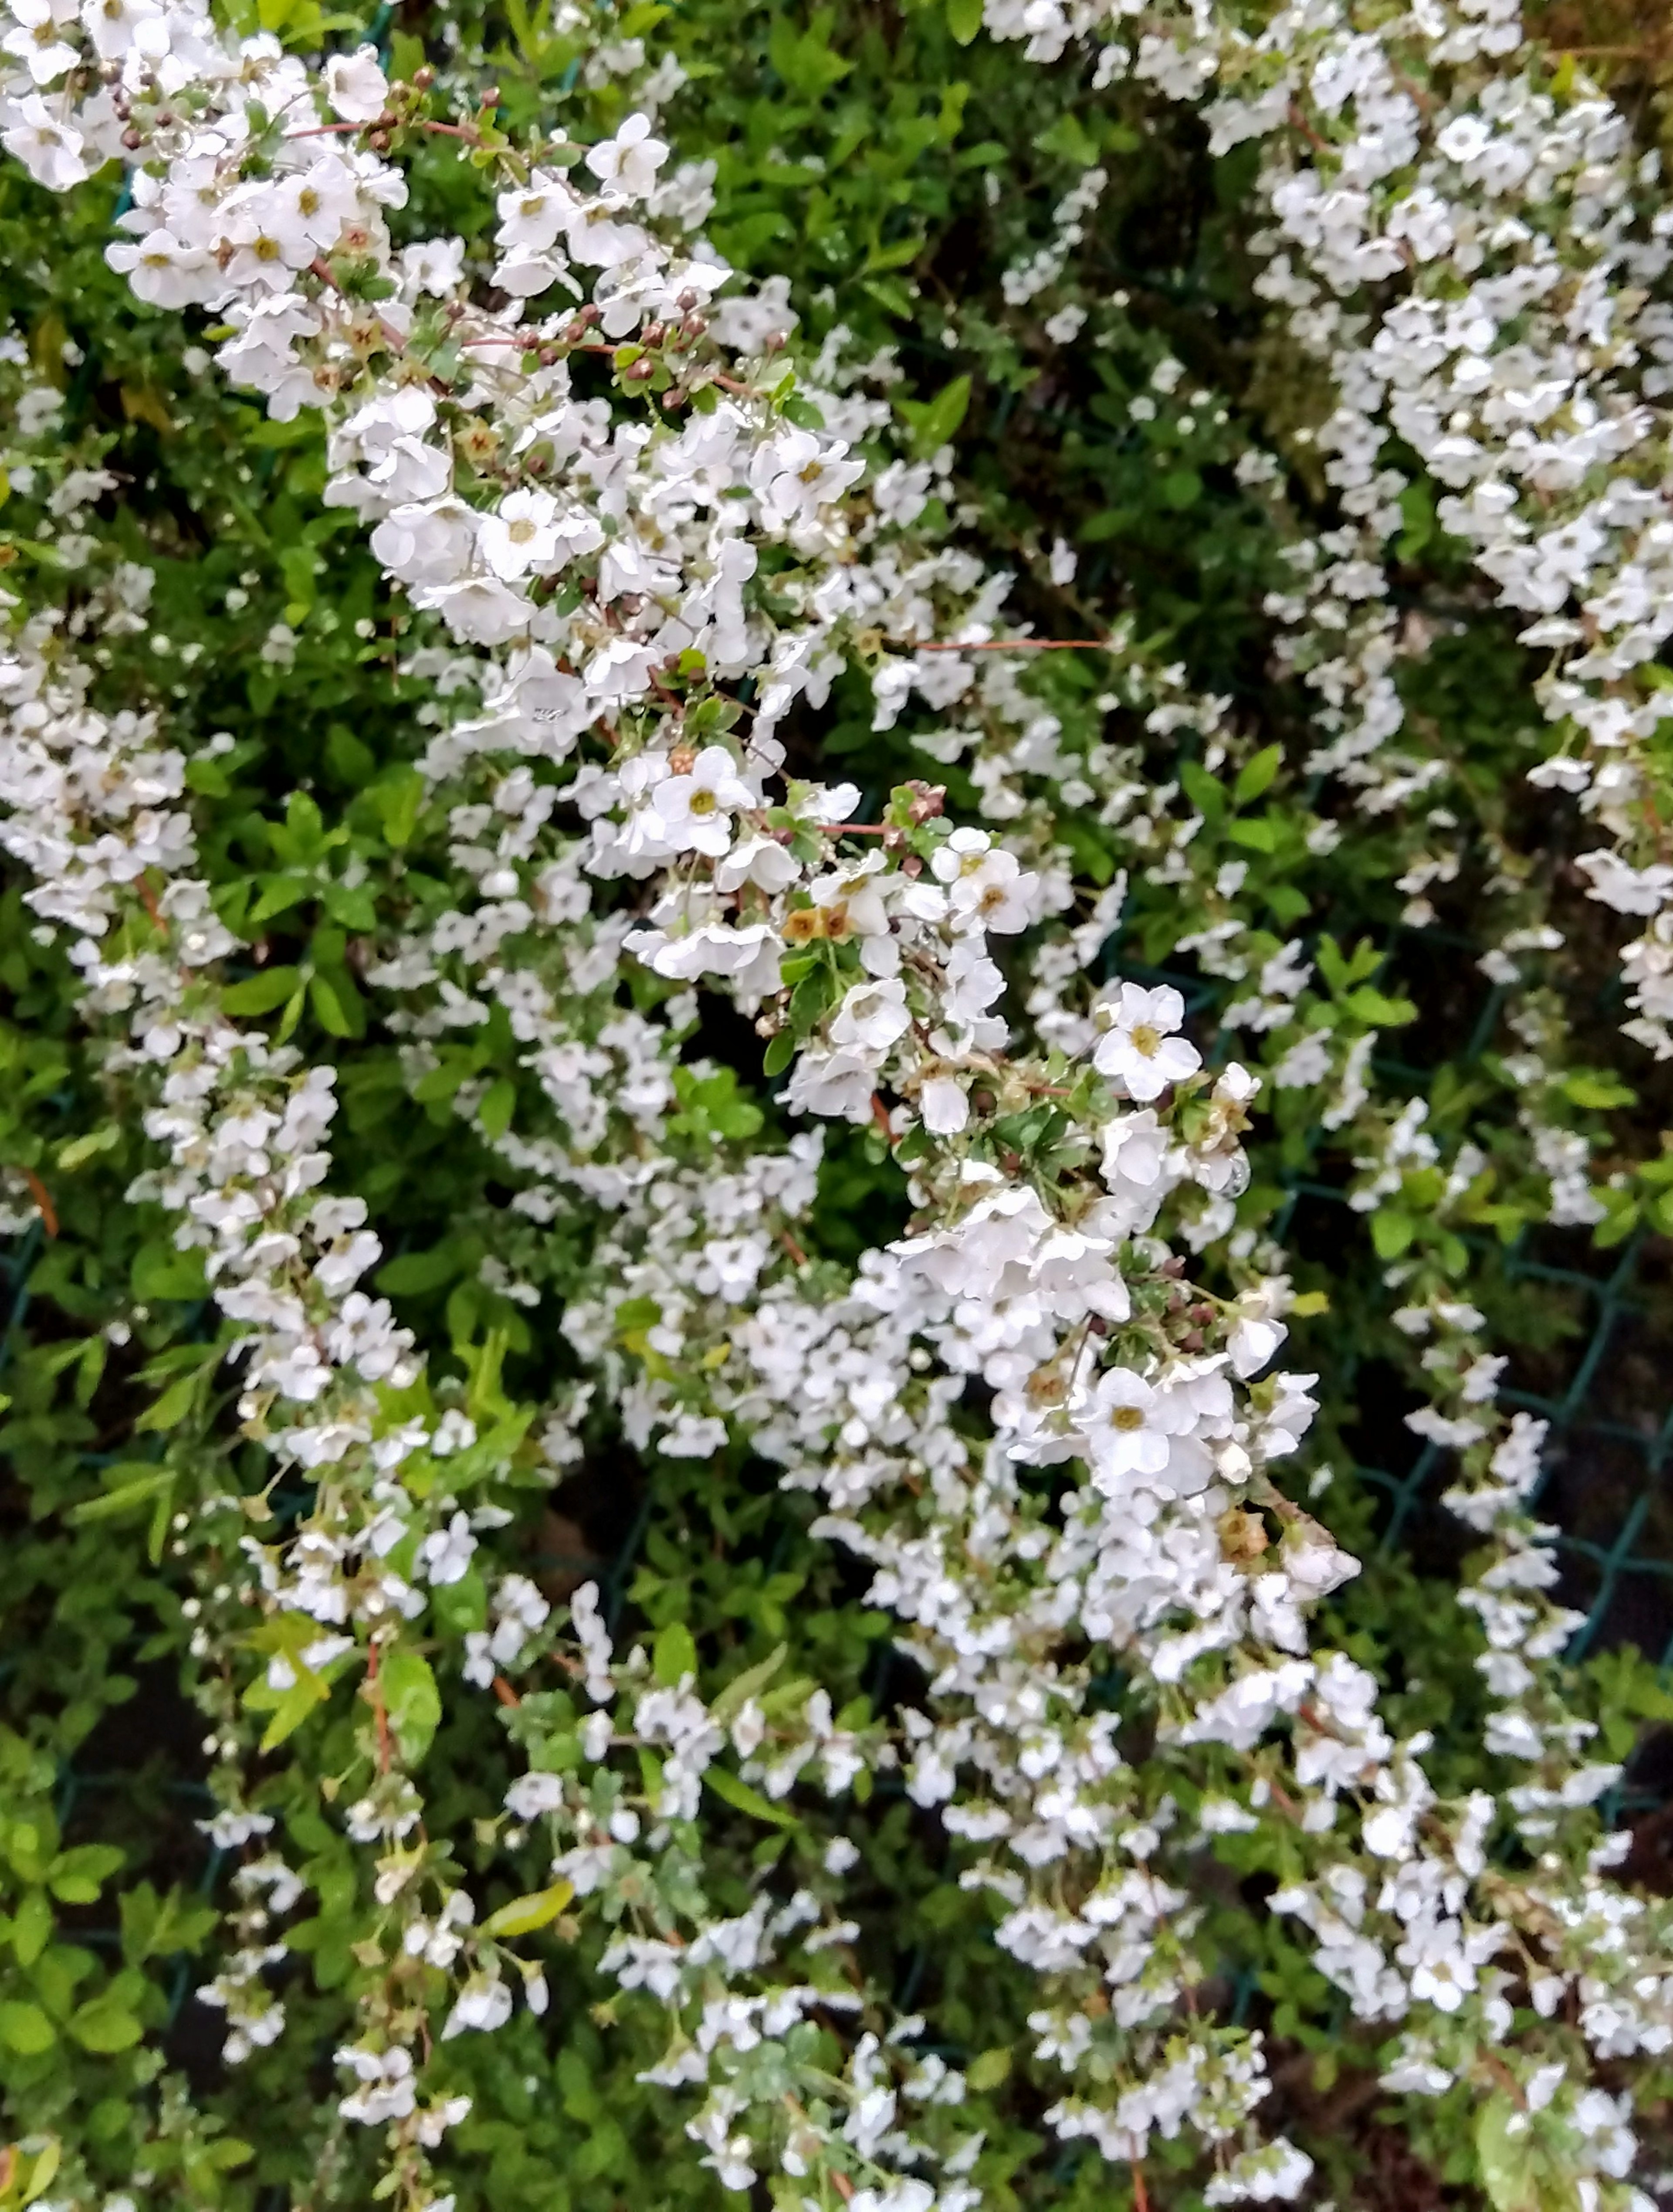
[967,2046,1012,2090]
[24,2141,60,2202]
[654,1620,697,1687]
[56,1124,120,1172]
[379,1648,442,1766]
[1178,759,1224,818]
[482,1880,576,1938]
[711,1643,788,1723]
[1161,467,1202,510]
[1370,1209,1415,1261]
[377,1244,466,1297]
[1233,745,1282,806]
[897,374,970,460]
[68,2000,143,2054]
[69,1469,174,1524]
[1474,2094,1535,2212]
[12,1890,51,1967]
[479,1079,518,1141]
[946,0,982,43]
[705,1766,798,1830]
[0,2000,56,2054]
[256,1671,330,1752]
[136,1370,203,1434]
[131,1239,209,1302]
[1562,1072,1635,1110]
[222,967,302,1016]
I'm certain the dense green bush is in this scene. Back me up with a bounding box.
[4,2,1673,2209]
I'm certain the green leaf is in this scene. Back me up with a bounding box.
[255,1671,330,1752]
[653,1620,697,1687]
[24,2141,59,2203]
[1342,986,1417,1027]
[705,1765,798,1829]
[222,967,302,1016]
[56,1124,120,1172]
[1178,759,1224,818]
[69,1469,174,1525]
[11,1890,51,1968]
[380,1648,442,1766]
[372,770,425,848]
[711,1642,788,1723]
[48,1844,123,1903]
[309,969,362,1038]
[946,0,982,44]
[1370,1209,1415,1261]
[1474,2094,1536,2212]
[68,2000,142,2054]
[897,374,970,460]
[482,1880,576,1938]
[377,1244,466,1296]
[1161,467,1202,510]
[136,1369,204,1434]
[1034,112,1099,167]
[967,2046,1012,2090]
[479,1079,518,1141]
[1562,1072,1635,1110]
[0,2000,55,2054]
[1233,745,1282,806]
[131,1239,209,1302]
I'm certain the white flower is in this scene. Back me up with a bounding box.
[830,977,911,1055]
[324,45,389,124]
[585,113,669,200]
[4,0,78,85]
[419,1511,476,1586]
[2,93,88,189]
[478,486,563,580]
[106,232,213,310]
[1083,1369,1169,1484]
[920,1073,969,1134]
[1093,981,1201,1102]
[650,746,755,857]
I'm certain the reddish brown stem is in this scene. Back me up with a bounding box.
[23,1168,57,1239]
[364,1639,393,1772]
[491,1673,522,1709]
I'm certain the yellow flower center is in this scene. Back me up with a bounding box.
[1129,1022,1161,1058]
[1110,1405,1146,1432]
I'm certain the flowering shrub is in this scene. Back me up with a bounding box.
[4,0,1673,2207]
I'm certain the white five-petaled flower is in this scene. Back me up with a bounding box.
[1093,980,1201,1102]
[323,44,388,124]
[1084,1368,1171,1484]
[830,977,911,1055]
[2,91,87,188]
[2,0,77,84]
[584,112,669,200]
[478,485,563,580]
[650,746,755,857]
